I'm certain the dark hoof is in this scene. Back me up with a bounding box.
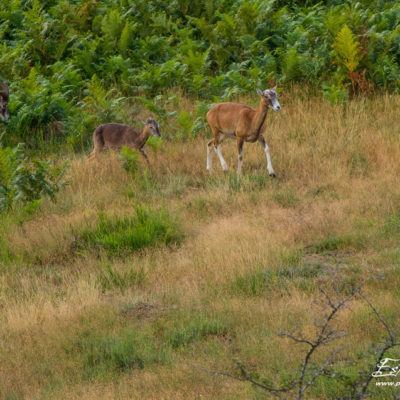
[269,173,276,178]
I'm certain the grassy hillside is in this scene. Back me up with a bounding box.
[1,90,400,399]
[1,0,400,398]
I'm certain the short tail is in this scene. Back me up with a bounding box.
[93,125,105,148]
[88,125,105,159]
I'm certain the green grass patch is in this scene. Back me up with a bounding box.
[307,233,365,254]
[228,172,273,193]
[383,212,400,239]
[307,184,339,200]
[349,150,369,177]
[227,173,243,192]
[124,170,161,200]
[97,262,146,292]
[276,248,304,267]
[76,312,230,379]
[185,195,227,220]
[232,262,323,297]
[162,175,190,197]
[3,392,20,400]
[82,330,170,378]
[272,188,299,208]
[137,170,161,194]
[125,172,190,201]
[79,205,183,256]
[247,171,271,190]
[0,229,12,266]
[163,314,229,349]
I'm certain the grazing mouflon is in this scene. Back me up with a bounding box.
[88,116,161,164]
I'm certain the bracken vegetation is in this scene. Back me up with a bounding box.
[1,1,400,399]
[0,0,399,146]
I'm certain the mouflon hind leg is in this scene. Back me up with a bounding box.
[237,138,244,174]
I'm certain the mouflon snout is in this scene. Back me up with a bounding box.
[148,116,161,137]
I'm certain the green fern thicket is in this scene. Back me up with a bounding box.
[0,0,399,145]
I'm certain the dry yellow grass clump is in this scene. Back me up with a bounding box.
[1,90,400,399]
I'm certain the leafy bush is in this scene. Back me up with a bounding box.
[322,83,349,105]
[146,136,162,150]
[119,146,139,175]
[0,143,68,212]
[6,68,74,145]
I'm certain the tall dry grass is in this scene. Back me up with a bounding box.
[1,90,400,399]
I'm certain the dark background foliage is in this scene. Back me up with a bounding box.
[0,0,399,146]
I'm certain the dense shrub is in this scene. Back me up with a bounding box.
[0,0,399,144]
[0,143,68,212]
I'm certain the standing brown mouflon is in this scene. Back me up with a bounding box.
[0,82,10,122]
[206,87,281,175]
[88,116,161,163]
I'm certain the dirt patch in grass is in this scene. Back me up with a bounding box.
[120,302,159,320]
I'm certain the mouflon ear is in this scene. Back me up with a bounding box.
[271,85,277,91]
[256,88,263,96]
[140,119,147,125]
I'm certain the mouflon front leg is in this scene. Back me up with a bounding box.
[258,135,275,177]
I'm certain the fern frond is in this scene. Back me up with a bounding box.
[101,9,123,43]
[119,21,133,57]
[333,25,361,73]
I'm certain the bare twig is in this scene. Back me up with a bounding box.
[200,277,399,400]
[347,291,400,399]
[192,363,296,396]
[290,282,364,399]
[303,346,343,392]
[359,292,394,343]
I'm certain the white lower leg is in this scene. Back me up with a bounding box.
[207,145,213,170]
[264,144,275,175]
[215,145,228,171]
[238,151,243,174]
